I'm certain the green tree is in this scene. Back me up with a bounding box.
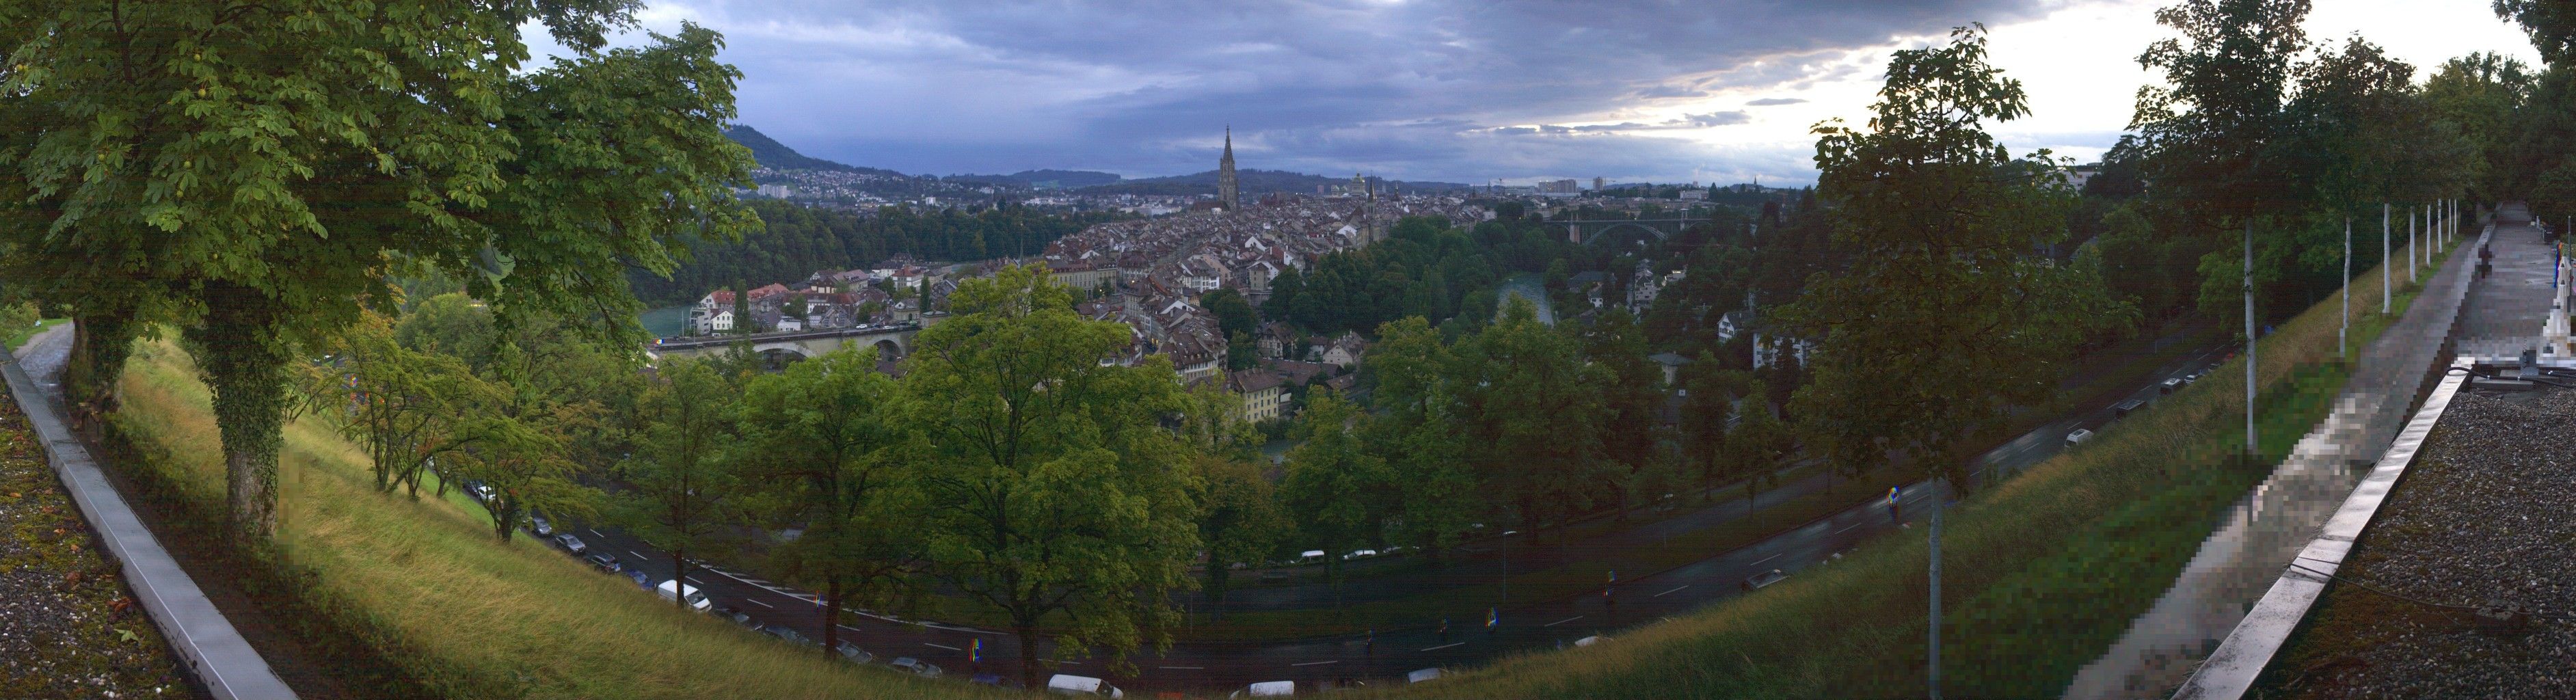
[898,265,1200,687]
[1193,455,1290,612]
[738,345,911,657]
[0,3,757,539]
[1788,25,2130,487]
[1455,297,1613,528]
[1581,308,1665,519]
[310,312,495,496]
[1203,288,1258,340]
[620,358,744,612]
[1361,317,1480,554]
[1678,355,1744,494]
[1277,388,1391,606]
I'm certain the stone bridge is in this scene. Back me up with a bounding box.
[645,322,924,364]
[1559,217,1705,246]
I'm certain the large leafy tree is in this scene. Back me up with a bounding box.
[1454,297,1613,527]
[898,265,1200,688]
[1787,25,2131,486]
[1360,317,1479,554]
[620,358,745,612]
[1277,388,1393,606]
[0,1,756,539]
[739,345,912,657]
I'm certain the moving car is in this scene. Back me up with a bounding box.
[2065,429,2095,446]
[656,580,712,613]
[1046,673,1125,697]
[1742,569,1786,591]
[552,533,587,554]
[582,553,619,573]
[889,657,943,678]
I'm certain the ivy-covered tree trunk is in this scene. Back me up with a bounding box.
[64,312,139,425]
[191,282,291,539]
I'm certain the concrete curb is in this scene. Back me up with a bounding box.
[0,342,297,700]
[2171,224,2491,700]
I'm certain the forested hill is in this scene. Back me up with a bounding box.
[723,125,909,176]
[1077,169,1470,196]
[627,200,1127,307]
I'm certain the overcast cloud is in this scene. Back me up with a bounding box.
[556,0,2537,185]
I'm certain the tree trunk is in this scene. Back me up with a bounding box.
[1203,561,1231,613]
[192,283,289,541]
[1015,622,1042,690]
[65,313,137,426]
[673,549,690,611]
[822,580,844,656]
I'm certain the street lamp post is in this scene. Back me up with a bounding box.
[2342,217,2350,360]
[2383,203,2391,314]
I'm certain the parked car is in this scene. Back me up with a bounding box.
[1406,668,1444,684]
[834,641,873,664]
[2159,377,2183,394]
[1046,674,1125,697]
[582,553,619,573]
[1573,634,1607,647]
[716,605,755,628]
[2065,429,2095,446]
[760,625,816,647]
[625,569,651,589]
[1231,681,1295,697]
[968,673,1010,687]
[1742,569,1786,591]
[889,657,943,678]
[657,580,712,613]
[553,533,587,554]
[530,515,555,537]
[2114,398,2146,418]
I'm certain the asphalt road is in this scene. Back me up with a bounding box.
[556,340,2234,696]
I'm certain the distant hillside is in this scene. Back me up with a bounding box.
[724,125,909,176]
[1077,169,1470,197]
[943,170,1125,189]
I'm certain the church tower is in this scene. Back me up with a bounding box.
[1218,126,1240,211]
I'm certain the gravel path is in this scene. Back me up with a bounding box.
[2272,386,2576,698]
[0,380,189,697]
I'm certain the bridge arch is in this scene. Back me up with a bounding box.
[872,338,902,360]
[1584,221,1671,247]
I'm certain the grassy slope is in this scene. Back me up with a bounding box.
[111,339,1000,700]
[1383,250,2443,699]
[6,318,64,350]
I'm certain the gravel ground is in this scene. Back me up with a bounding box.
[0,381,189,698]
[2266,385,2576,698]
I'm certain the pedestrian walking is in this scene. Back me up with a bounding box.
[1365,630,1375,655]
[1438,617,1449,641]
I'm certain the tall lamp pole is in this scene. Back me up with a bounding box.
[2383,203,2391,314]
[2342,217,2350,360]
[2244,219,2257,458]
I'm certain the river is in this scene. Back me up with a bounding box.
[1496,273,1558,325]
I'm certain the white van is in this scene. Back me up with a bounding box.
[1230,680,1294,697]
[655,580,712,612]
[1046,673,1125,697]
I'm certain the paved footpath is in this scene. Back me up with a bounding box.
[2068,205,2551,699]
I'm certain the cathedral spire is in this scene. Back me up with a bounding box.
[1218,126,1240,211]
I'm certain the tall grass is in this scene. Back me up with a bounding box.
[111,338,1003,700]
[1382,251,2442,699]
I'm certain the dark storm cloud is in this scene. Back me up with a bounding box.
[642,0,2065,183]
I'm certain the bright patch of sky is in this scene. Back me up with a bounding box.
[533,1,2539,186]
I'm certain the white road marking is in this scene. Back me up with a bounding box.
[1544,616,1582,628]
[1159,666,1205,670]
[589,528,604,537]
[1419,643,1464,651]
[1752,552,1782,565]
[1653,585,1688,597]
[747,598,775,608]
[1834,522,1864,535]
[1291,660,1339,667]
[840,625,863,633]
[926,643,963,651]
[629,550,651,561]
[686,576,705,584]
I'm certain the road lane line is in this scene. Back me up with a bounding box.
[926,643,963,651]
[1419,643,1464,651]
[686,576,705,584]
[1159,666,1205,670]
[630,550,651,561]
[1544,616,1582,627]
[1291,660,1339,667]
[1834,522,1864,535]
[589,528,604,537]
[1753,552,1782,565]
[747,598,775,608]
[840,625,863,633]
[1653,585,1688,597]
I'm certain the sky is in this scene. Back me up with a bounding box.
[538,0,2540,186]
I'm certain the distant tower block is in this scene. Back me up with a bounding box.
[1218,127,1240,210]
[1594,176,1607,191]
